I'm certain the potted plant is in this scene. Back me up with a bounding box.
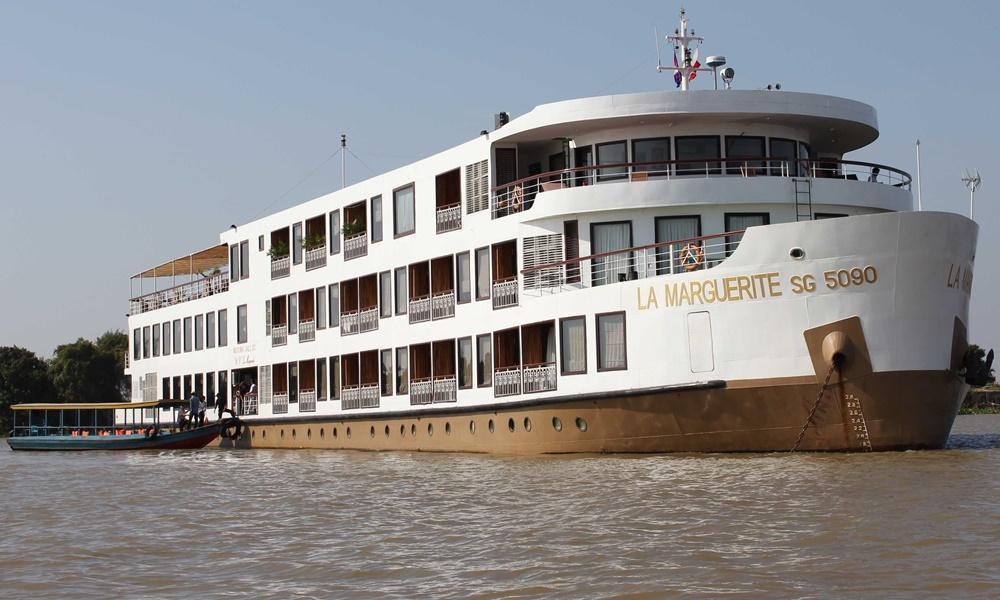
[268,240,290,260]
[303,233,325,251]
[341,219,365,238]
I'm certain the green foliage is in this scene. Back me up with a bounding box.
[49,338,121,404]
[302,233,325,251]
[0,346,55,434]
[95,330,130,400]
[268,240,290,260]
[341,218,365,237]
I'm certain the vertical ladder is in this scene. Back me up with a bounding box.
[793,178,812,221]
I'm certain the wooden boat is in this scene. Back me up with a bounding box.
[6,400,224,451]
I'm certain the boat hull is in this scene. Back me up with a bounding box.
[6,426,219,451]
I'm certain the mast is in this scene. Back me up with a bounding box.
[657,8,708,91]
[341,134,347,190]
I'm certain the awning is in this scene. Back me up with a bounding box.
[133,244,229,279]
[13,401,166,410]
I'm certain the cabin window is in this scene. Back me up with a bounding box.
[476,333,492,387]
[133,328,141,361]
[289,362,298,404]
[194,314,204,350]
[183,317,193,353]
[596,140,627,182]
[287,294,297,335]
[240,240,250,280]
[562,220,580,284]
[162,321,171,356]
[329,209,341,255]
[379,271,392,318]
[207,312,217,348]
[395,347,409,394]
[317,358,327,401]
[218,309,228,347]
[330,356,341,399]
[371,195,383,243]
[172,319,182,354]
[769,138,798,176]
[394,267,407,315]
[183,375,192,399]
[435,168,462,233]
[590,221,633,286]
[380,349,393,396]
[560,317,587,375]
[632,137,671,177]
[574,145,593,186]
[393,183,415,237]
[725,136,766,175]
[676,136,721,175]
[142,326,150,359]
[596,312,627,371]
[229,244,239,282]
[655,216,701,274]
[162,378,170,401]
[465,159,489,213]
[236,305,248,344]
[316,286,327,330]
[292,222,303,265]
[475,246,490,300]
[724,212,770,255]
[172,376,181,400]
[456,251,471,303]
[328,284,340,327]
[458,337,473,389]
[258,235,264,251]
[265,299,272,334]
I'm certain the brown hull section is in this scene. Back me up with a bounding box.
[231,370,966,454]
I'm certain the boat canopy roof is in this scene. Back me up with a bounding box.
[11,400,187,411]
[132,243,229,279]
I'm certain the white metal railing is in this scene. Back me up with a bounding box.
[130,272,229,315]
[272,392,288,414]
[271,324,288,347]
[431,291,455,320]
[304,245,327,271]
[299,319,316,342]
[242,392,258,415]
[344,232,367,260]
[341,310,359,335]
[342,383,379,410]
[492,278,518,309]
[494,366,522,398]
[522,363,557,393]
[436,203,462,233]
[409,296,431,324]
[271,256,290,279]
[299,390,316,412]
[358,307,378,333]
[433,376,457,403]
[410,378,434,405]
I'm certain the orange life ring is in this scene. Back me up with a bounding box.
[681,242,704,272]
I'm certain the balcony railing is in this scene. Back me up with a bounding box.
[433,376,457,403]
[271,324,288,347]
[492,278,518,309]
[342,383,379,410]
[431,291,455,320]
[522,363,557,393]
[494,367,522,398]
[521,230,744,296]
[129,272,229,315]
[305,245,327,271]
[491,157,912,218]
[409,296,431,324]
[271,256,290,279]
[273,392,289,415]
[436,203,462,233]
[299,390,317,413]
[410,378,434,405]
[299,319,316,342]
[242,392,258,416]
[344,232,368,260]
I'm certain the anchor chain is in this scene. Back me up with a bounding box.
[790,362,838,452]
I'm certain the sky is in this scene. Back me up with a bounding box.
[1,0,998,358]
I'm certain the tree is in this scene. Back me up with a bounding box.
[0,346,55,434]
[49,338,121,404]
[95,330,130,400]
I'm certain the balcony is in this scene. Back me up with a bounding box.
[410,378,433,405]
[409,296,431,324]
[304,245,327,271]
[344,232,367,261]
[242,392,258,416]
[492,278,518,309]
[342,384,379,410]
[299,390,317,413]
[271,324,288,347]
[271,256,290,279]
[436,203,462,233]
[433,376,457,403]
[129,272,229,315]
[299,319,316,342]
[494,367,522,398]
[341,307,378,336]
[273,392,289,414]
[522,363,557,393]
[431,291,455,320]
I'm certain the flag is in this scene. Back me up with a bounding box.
[673,52,682,88]
[689,48,701,81]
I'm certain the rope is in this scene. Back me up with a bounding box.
[790,362,838,452]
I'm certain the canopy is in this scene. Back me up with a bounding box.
[13,400,166,411]
[133,244,229,279]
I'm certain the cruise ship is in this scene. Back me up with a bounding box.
[124,11,977,453]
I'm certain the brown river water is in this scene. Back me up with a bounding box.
[1,415,998,599]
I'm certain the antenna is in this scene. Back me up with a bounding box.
[341,134,347,190]
[915,139,923,211]
[657,8,722,91]
[655,27,662,72]
[961,169,982,220]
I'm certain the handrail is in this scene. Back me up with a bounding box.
[130,271,229,303]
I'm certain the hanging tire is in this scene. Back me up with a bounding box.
[220,417,243,440]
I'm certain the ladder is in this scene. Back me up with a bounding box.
[793,178,812,221]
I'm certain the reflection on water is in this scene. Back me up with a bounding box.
[1,415,998,598]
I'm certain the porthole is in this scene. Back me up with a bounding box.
[508,418,516,433]
[280,429,285,439]
[790,247,806,260]
[346,427,352,439]
[370,426,375,438]
[488,419,495,433]
[427,423,434,436]
[384,425,390,437]
[320,428,325,438]
[469,420,476,434]
[400,424,406,437]
[552,417,562,432]
[291,429,297,439]
[411,424,417,436]
[251,429,256,439]
[445,422,452,435]
[576,417,588,432]
[307,428,311,438]
[523,417,532,432]
[333,427,338,438]
[262,429,267,439]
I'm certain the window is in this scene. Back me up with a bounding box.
[317,357,327,401]
[476,333,492,387]
[596,140,627,181]
[631,137,671,176]
[172,319,182,354]
[240,240,250,280]
[265,299,272,334]
[456,252,471,303]
[331,356,341,399]
[574,145,594,186]
[676,136,721,175]
[725,136,766,175]
[329,210,341,255]
[465,159,489,214]
[393,184,415,237]
[458,337,473,389]
[229,244,239,282]
[475,246,490,300]
[258,235,264,251]
[152,324,160,357]
[316,287,327,330]
[236,305,247,344]
[218,309,228,347]
[292,222,303,265]
[142,326,150,359]
[133,328,140,361]
[206,312,216,348]
[590,221,633,286]
[183,317,193,353]
[655,216,701,274]
[287,294,297,335]
[560,317,587,375]
[596,312,627,371]
[724,212,770,254]
[194,314,204,351]
[162,378,170,401]
[769,138,798,176]
[380,349,392,396]
[371,195,383,243]
[395,347,409,394]
[162,322,171,356]
[394,267,407,315]
[329,284,340,327]
[379,271,392,318]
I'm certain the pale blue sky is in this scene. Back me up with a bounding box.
[1,0,997,357]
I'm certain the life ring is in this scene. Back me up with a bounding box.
[680,242,704,272]
[510,185,523,212]
[144,426,159,439]
[220,417,243,440]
